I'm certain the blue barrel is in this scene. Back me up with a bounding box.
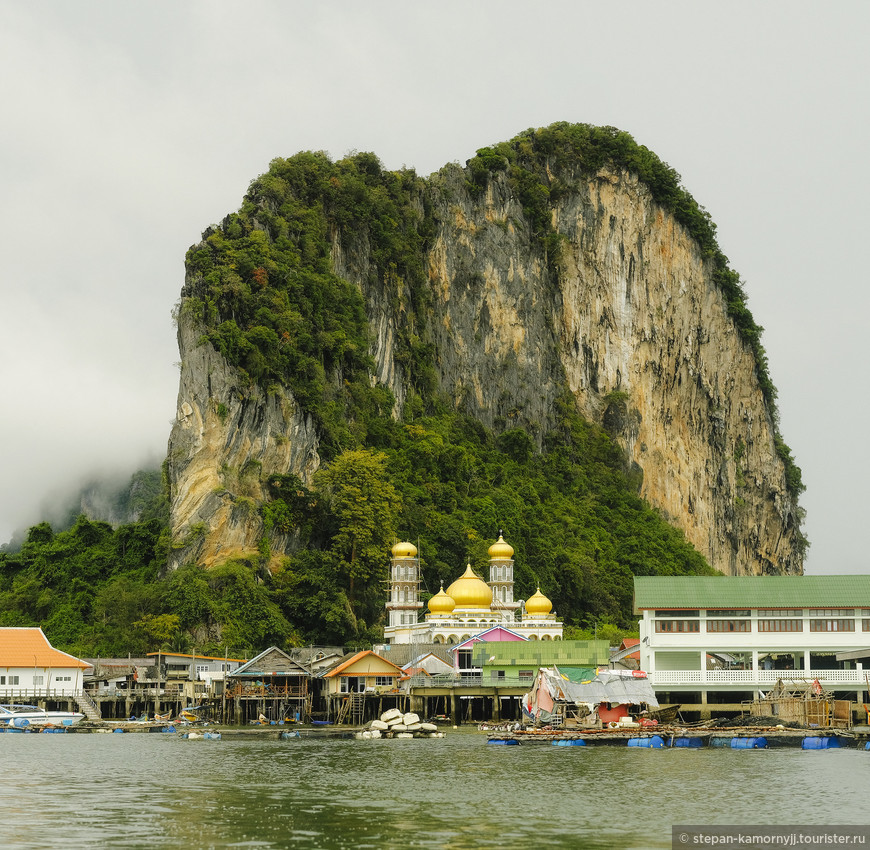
[628,735,664,748]
[487,739,519,745]
[731,737,768,749]
[552,739,586,746]
[42,728,66,734]
[864,742,870,751]
[672,737,704,748]
[802,736,842,749]
[112,728,125,733]
[709,737,732,748]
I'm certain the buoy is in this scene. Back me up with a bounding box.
[627,736,664,748]
[671,737,703,748]
[731,737,767,749]
[802,736,842,749]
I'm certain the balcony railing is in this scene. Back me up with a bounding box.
[649,669,868,687]
[225,683,307,699]
[407,674,533,689]
[0,688,83,700]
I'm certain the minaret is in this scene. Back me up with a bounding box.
[487,533,520,613]
[385,541,422,637]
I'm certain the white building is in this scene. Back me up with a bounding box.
[635,575,870,716]
[0,627,89,698]
[384,536,563,644]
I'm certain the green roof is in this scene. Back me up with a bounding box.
[634,575,870,611]
[472,640,609,667]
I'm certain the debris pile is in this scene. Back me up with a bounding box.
[355,709,445,739]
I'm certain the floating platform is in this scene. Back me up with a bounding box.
[487,726,863,749]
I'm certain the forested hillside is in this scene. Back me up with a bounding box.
[2,122,808,656]
[0,398,715,656]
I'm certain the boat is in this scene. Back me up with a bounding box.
[0,704,85,727]
[646,704,681,724]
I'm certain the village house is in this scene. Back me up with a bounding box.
[0,627,89,698]
[320,650,406,725]
[635,575,870,719]
[226,646,311,723]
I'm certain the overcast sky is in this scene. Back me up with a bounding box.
[1,1,867,574]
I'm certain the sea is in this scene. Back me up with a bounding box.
[0,728,867,849]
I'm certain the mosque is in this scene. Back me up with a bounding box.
[383,535,563,644]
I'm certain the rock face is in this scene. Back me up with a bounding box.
[167,314,320,570]
[168,154,803,576]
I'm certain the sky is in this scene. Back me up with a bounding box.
[1,1,867,574]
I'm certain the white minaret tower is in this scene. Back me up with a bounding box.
[385,541,422,638]
[487,532,520,615]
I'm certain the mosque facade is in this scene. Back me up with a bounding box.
[384,536,563,644]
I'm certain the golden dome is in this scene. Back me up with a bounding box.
[428,584,455,615]
[525,587,552,615]
[391,541,418,558]
[446,565,493,609]
[488,535,514,560]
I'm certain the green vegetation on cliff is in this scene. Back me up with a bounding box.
[0,123,802,655]
[465,122,803,495]
[0,399,715,654]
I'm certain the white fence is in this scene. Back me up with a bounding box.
[650,669,867,687]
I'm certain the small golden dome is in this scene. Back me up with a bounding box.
[391,541,418,558]
[525,587,552,615]
[488,535,514,560]
[446,565,493,609]
[428,584,455,615]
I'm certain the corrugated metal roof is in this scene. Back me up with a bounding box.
[472,640,610,667]
[634,575,870,611]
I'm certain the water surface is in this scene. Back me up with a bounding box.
[1,730,867,848]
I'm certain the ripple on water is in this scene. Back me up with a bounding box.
[1,732,868,849]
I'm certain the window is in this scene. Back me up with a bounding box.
[519,670,534,681]
[33,675,44,686]
[863,620,870,632]
[758,609,803,617]
[707,620,750,632]
[655,610,699,618]
[195,665,209,674]
[758,620,802,632]
[374,676,393,687]
[810,619,855,632]
[707,609,751,617]
[6,676,20,685]
[54,676,69,682]
[809,609,854,617]
[490,670,505,680]
[655,620,699,633]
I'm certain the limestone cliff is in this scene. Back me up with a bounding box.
[168,126,804,576]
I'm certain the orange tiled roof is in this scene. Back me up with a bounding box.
[323,650,404,678]
[0,628,88,669]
